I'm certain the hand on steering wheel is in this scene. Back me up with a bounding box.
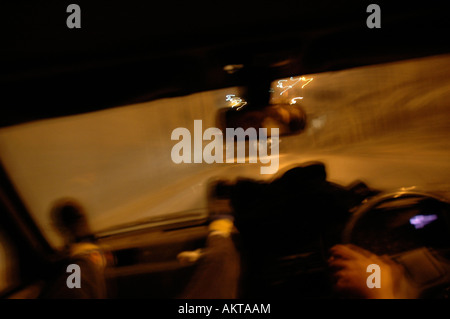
[328,244,416,299]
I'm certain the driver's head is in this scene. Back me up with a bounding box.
[51,199,92,244]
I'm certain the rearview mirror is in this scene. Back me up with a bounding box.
[217,103,307,138]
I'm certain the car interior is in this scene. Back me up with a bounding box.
[1,1,450,299]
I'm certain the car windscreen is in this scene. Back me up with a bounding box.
[1,53,450,248]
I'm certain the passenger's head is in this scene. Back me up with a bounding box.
[51,199,92,244]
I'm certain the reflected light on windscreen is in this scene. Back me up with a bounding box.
[225,94,247,110]
[277,76,313,96]
[290,97,303,104]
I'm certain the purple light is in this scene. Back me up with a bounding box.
[409,214,438,229]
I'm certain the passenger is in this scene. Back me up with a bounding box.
[40,199,108,299]
[50,199,107,268]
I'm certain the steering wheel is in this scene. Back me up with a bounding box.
[342,189,450,255]
[341,189,450,298]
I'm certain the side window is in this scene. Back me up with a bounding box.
[0,227,20,296]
